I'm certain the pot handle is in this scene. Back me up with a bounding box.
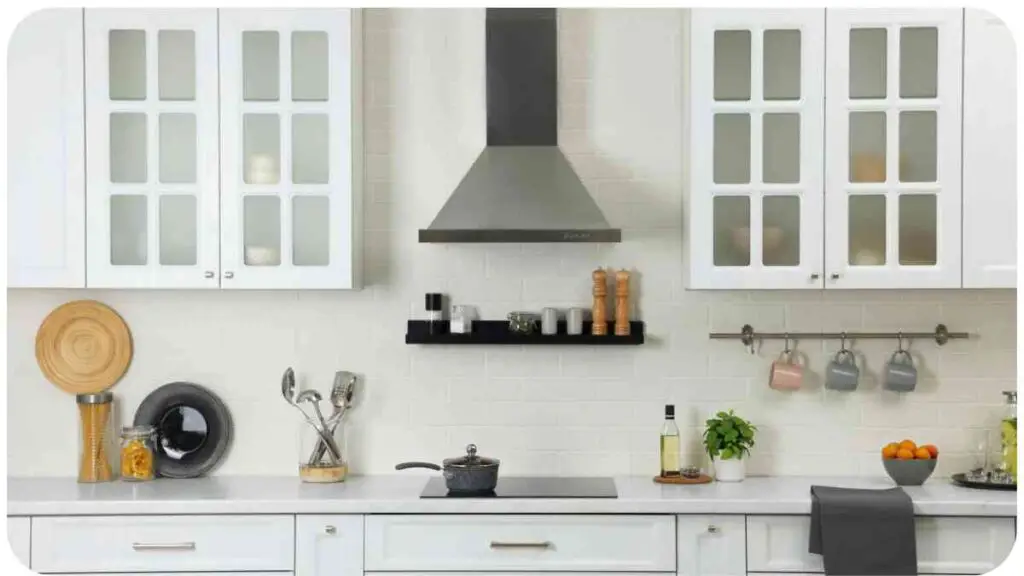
[395,462,442,471]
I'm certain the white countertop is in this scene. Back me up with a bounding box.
[7,475,1017,517]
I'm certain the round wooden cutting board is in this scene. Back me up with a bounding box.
[35,300,132,395]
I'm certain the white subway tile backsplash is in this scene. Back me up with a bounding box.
[6,9,1015,479]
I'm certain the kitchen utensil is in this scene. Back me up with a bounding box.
[825,341,860,391]
[120,425,156,481]
[77,392,114,483]
[133,382,232,478]
[396,444,500,494]
[882,457,936,486]
[295,389,342,465]
[591,268,608,335]
[281,367,297,405]
[768,338,803,391]
[567,308,585,335]
[883,339,918,392]
[36,300,133,394]
[653,474,712,485]
[507,312,538,334]
[541,308,559,335]
[308,371,356,465]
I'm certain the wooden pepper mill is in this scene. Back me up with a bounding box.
[591,268,608,335]
[614,269,630,336]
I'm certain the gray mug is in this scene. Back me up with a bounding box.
[825,349,860,391]
[884,350,918,392]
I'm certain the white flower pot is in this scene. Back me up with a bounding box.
[712,456,746,482]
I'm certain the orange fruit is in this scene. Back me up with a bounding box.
[897,448,915,460]
[898,439,918,452]
[914,447,932,460]
[882,443,900,459]
[922,444,939,458]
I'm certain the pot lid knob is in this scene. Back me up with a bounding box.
[466,444,478,458]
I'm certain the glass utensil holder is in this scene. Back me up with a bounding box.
[299,420,347,483]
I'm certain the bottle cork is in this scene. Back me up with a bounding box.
[591,268,608,335]
[614,269,630,336]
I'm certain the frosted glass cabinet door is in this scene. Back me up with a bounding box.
[963,10,1017,288]
[84,9,220,288]
[219,9,361,289]
[7,8,85,288]
[689,9,825,289]
[824,10,963,289]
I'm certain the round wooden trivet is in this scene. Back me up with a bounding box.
[35,300,132,394]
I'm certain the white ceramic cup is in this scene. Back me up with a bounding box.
[566,308,585,335]
[541,308,559,335]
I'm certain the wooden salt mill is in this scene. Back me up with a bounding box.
[614,269,631,336]
[591,268,608,335]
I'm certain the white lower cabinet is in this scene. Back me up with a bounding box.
[677,516,746,576]
[7,516,31,568]
[31,515,295,574]
[746,515,1016,575]
[365,515,676,572]
[296,515,363,576]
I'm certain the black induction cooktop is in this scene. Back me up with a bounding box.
[420,476,618,498]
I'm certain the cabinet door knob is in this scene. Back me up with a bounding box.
[325,525,337,535]
[204,271,215,279]
[707,525,720,534]
[224,271,235,279]
[810,273,820,281]
[830,273,840,281]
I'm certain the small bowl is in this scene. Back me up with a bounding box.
[883,458,937,486]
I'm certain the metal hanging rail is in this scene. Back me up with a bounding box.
[709,324,969,347]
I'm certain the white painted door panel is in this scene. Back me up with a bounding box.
[296,515,363,576]
[365,515,675,572]
[6,516,30,569]
[84,9,220,288]
[824,10,963,289]
[747,515,1016,574]
[31,515,294,573]
[677,515,746,576]
[7,8,85,288]
[219,9,361,289]
[689,9,826,289]
[962,9,1017,288]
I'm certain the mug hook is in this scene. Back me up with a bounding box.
[897,331,904,353]
[783,333,791,353]
[840,331,847,351]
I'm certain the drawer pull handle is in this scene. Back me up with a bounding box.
[490,541,552,550]
[132,542,197,552]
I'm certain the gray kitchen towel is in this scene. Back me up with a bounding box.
[809,485,917,576]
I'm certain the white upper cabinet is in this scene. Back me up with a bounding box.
[825,10,963,289]
[219,9,361,289]
[963,9,1017,288]
[84,9,221,288]
[689,9,826,290]
[7,9,85,288]
[689,9,976,291]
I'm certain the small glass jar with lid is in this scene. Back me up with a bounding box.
[120,425,156,481]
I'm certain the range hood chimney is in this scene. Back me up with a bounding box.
[419,9,621,243]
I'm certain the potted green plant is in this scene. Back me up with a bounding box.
[702,410,757,482]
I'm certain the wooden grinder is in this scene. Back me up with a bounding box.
[591,268,608,335]
[614,269,631,336]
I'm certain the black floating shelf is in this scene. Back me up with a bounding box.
[406,320,645,345]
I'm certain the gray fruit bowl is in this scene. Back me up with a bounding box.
[883,458,938,486]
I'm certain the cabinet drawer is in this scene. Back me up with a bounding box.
[31,515,294,573]
[365,515,675,572]
[747,515,1015,574]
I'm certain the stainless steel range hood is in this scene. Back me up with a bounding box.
[419,9,620,243]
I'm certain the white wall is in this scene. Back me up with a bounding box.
[6,9,1017,478]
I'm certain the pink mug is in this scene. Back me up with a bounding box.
[769,349,803,390]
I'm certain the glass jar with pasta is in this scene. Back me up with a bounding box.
[120,425,156,481]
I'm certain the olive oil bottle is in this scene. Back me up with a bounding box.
[660,405,680,477]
